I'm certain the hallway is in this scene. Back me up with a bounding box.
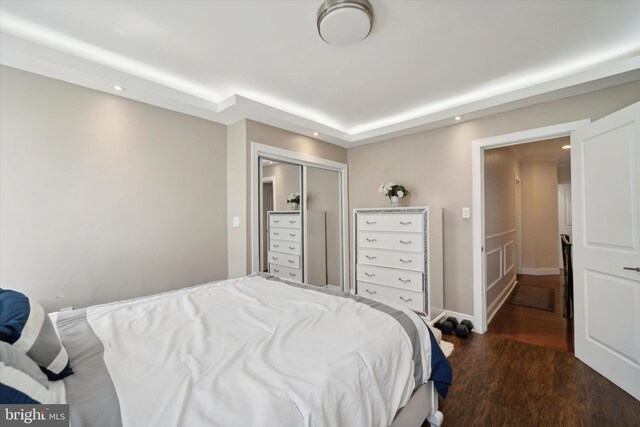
[488,274,574,353]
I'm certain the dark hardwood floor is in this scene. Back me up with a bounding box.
[429,333,640,427]
[488,274,574,353]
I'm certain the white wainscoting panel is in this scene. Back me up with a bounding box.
[487,276,518,324]
[485,247,503,291]
[503,240,515,275]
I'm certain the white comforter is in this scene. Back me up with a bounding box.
[85,275,432,427]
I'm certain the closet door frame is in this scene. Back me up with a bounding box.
[250,142,349,292]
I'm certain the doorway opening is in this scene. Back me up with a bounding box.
[482,137,574,353]
[471,119,590,335]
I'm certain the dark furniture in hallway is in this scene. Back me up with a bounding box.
[561,234,573,318]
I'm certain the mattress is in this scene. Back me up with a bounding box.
[52,273,451,427]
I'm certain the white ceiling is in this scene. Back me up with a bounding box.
[1,1,640,147]
[509,137,571,165]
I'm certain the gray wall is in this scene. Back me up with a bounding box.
[520,161,560,271]
[483,147,519,317]
[0,66,229,312]
[348,79,640,315]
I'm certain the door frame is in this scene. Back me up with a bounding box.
[250,142,350,292]
[471,119,591,333]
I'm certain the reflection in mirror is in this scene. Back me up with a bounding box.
[260,158,302,277]
[306,167,342,288]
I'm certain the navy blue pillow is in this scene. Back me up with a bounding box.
[0,289,73,380]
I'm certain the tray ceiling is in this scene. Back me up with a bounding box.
[1,0,639,147]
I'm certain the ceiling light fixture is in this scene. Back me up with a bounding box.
[454,116,462,121]
[313,132,319,136]
[317,0,373,46]
[113,85,125,91]
[562,145,571,150]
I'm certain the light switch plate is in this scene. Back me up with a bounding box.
[232,217,240,228]
[462,207,470,218]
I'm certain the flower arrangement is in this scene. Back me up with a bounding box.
[378,183,410,199]
[286,192,300,205]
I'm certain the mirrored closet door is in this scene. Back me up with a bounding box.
[257,154,345,291]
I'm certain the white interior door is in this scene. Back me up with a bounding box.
[557,183,572,267]
[571,101,640,400]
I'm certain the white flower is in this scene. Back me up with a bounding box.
[397,190,404,197]
[378,184,385,193]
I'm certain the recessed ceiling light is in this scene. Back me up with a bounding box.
[562,145,571,150]
[113,85,125,91]
[313,132,319,136]
[317,0,373,46]
[454,116,462,121]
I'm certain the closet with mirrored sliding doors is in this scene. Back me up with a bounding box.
[251,143,349,292]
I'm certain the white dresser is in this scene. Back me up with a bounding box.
[268,211,326,285]
[354,207,443,320]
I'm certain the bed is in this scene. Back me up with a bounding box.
[48,273,451,427]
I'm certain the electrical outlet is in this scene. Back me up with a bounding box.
[232,217,240,228]
[462,207,470,218]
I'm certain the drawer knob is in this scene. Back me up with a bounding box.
[365,289,377,295]
[289,233,297,237]
[399,259,412,264]
[289,273,296,277]
[398,278,411,283]
[365,272,376,277]
[289,220,296,224]
[366,221,377,225]
[399,296,413,302]
[366,255,377,260]
[273,219,280,223]
[273,268,280,272]
[399,221,412,226]
[289,246,296,250]
[274,232,280,235]
[399,240,412,245]
[288,260,295,264]
[366,238,377,243]
[272,256,279,260]
[273,244,280,248]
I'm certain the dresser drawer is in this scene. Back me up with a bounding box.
[268,251,300,269]
[269,214,301,229]
[357,265,423,292]
[357,281,424,312]
[270,227,301,242]
[357,213,422,233]
[358,231,422,252]
[269,264,302,282]
[270,240,300,255]
[358,248,423,272]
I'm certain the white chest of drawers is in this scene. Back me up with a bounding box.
[267,211,326,285]
[354,207,443,319]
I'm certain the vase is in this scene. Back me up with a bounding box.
[290,202,299,210]
[390,196,400,207]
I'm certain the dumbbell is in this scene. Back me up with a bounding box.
[434,320,454,335]
[453,320,475,339]
[446,316,459,328]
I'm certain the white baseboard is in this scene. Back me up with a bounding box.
[521,267,560,276]
[442,310,474,323]
[487,275,518,325]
